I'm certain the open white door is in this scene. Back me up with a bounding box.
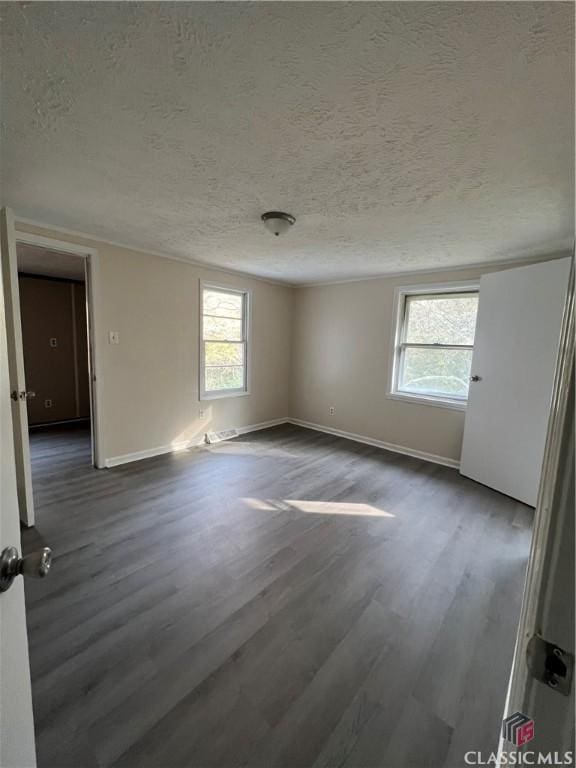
[0,216,36,766]
[0,208,34,527]
[460,258,571,506]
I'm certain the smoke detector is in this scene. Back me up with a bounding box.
[261,211,296,236]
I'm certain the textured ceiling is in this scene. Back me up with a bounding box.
[17,244,85,281]
[1,2,574,284]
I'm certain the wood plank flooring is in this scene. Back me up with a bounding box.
[22,423,533,768]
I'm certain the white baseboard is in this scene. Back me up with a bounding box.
[104,438,204,468]
[234,417,288,437]
[287,418,460,469]
[104,417,289,468]
[104,416,459,470]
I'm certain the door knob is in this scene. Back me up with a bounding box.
[0,547,52,593]
[470,375,482,382]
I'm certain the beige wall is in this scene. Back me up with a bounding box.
[16,223,294,463]
[14,221,564,467]
[290,261,561,464]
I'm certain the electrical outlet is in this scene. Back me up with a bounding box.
[44,398,53,409]
[329,406,335,416]
[49,337,58,348]
[199,409,205,419]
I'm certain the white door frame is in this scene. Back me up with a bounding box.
[1,209,36,526]
[14,230,105,470]
[499,258,574,759]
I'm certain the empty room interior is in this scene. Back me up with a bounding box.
[0,3,574,768]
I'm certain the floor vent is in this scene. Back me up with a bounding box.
[205,429,239,444]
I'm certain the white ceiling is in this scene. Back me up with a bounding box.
[17,244,86,281]
[1,3,573,284]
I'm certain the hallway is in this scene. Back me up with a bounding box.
[29,423,92,499]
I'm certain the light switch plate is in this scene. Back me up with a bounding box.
[109,331,120,345]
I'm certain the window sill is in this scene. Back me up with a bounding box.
[200,390,250,402]
[386,391,467,411]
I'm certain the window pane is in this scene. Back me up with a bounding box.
[203,289,243,319]
[205,365,245,391]
[399,347,472,399]
[405,294,478,345]
[203,315,242,341]
[205,342,244,366]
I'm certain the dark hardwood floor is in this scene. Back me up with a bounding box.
[22,423,533,768]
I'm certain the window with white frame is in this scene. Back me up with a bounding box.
[200,285,249,398]
[390,285,479,406]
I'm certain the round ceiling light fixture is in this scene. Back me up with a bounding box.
[261,211,295,236]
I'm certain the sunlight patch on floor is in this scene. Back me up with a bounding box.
[242,497,394,517]
[208,442,296,458]
[208,442,256,454]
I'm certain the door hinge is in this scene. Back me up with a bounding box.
[10,390,35,401]
[527,634,574,696]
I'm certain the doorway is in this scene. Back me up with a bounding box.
[9,228,105,530]
[16,244,92,490]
